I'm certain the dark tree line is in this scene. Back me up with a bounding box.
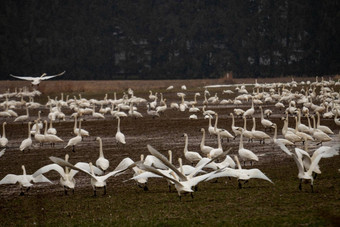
[0,0,339,80]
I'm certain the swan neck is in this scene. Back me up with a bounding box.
[28,123,31,138]
[117,118,121,132]
[184,135,188,152]
[239,133,244,149]
[2,123,5,137]
[98,138,104,157]
[201,130,205,146]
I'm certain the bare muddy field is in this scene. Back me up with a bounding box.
[0,78,339,226]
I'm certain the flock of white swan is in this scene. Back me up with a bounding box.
[0,76,339,199]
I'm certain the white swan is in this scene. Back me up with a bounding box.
[115,116,126,144]
[214,113,234,141]
[33,154,103,195]
[95,137,109,172]
[50,156,134,196]
[14,107,29,123]
[316,112,333,134]
[0,122,8,147]
[230,113,242,138]
[20,122,33,151]
[92,106,105,119]
[200,128,214,156]
[238,130,259,166]
[135,145,222,199]
[183,133,202,165]
[47,119,57,135]
[259,106,274,130]
[209,132,223,159]
[0,148,5,158]
[276,141,329,192]
[0,165,51,195]
[43,120,63,146]
[72,115,89,137]
[272,123,294,146]
[310,115,332,145]
[243,97,255,118]
[242,116,253,142]
[251,117,271,144]
[64,119,83,152]
[10,71,65,86]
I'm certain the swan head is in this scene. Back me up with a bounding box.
[3,122,6,126]
[200,128,204,132]
[182,133,187,137]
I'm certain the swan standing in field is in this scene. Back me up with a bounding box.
[43,120,63,146]
[14,107,29,123]
[242,116,253,142]
[92,106,105,119]
[33,154,103,195]
[115,116,126,144]
[243,97,255,118]
[49,156,134,196]
[230,113,242,138]
[47,119,57,135]
[0,122,8,147]
[65,119,83,152]
[259,106,274,130]
[310,115,332,145]
[272,123,294,146]
[214,113,234,141]
[9,71,65,86]
[209,132,223,159]
[316,112,333,135]
[183,133,202,165]
[20,122,33,151]
[200,128,214,156]
[72,115,89,138]
[251,117,271,144]
[238,130,259,166]
[0,165,51,195]
[95,137,109,172]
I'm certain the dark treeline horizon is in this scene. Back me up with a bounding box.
[0,0,339,80]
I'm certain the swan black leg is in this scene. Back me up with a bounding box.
[191,193,194,199]
[299,179,302,191]
[238,180,242,189]
[104,186,107,195]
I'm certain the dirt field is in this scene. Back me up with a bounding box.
[0,78,339,226]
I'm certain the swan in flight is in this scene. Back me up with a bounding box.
[10,71,65,86]
[0,165,51,195]
[33,154,103,195]
[49,156,134,196]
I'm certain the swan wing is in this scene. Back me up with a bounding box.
[205,168,238,181]
[313,144,340,159]
[32,174,52,183]
[144,155,168,170]
[0,174,19,184]
[9,74,36,81]
[113,157,135,172]
[247,169,273,183]
[102,160,136,181]
[276,141,293,156]
[32,164,66,178]
[129,171,162,181]
[0,148,5,157]
[292,153,305,175]
[137,163,179,184]
[147,144,187,181]
[40,71,65,80]
[75,162,103,175]
[49,156,94,178]
[189,148,232,178]
[190,171,217,186]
